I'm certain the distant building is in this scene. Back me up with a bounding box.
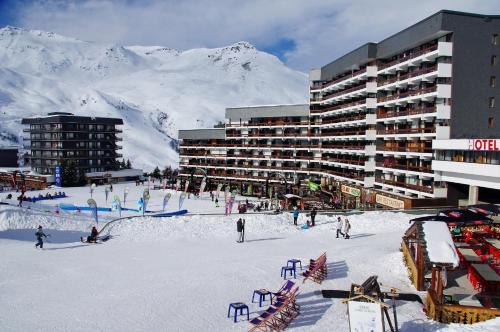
[0,147,19,167]
[21,112,123,176]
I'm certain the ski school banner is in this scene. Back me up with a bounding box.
[111,195,122,217]
[87,198,98,224]
[179,192,187,210]
[163,193,172,212]
[216,183,223,198]
[184,180,190,193]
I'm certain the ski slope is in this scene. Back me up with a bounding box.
[0,185,499,331]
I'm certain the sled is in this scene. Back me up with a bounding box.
[80,235,112,243]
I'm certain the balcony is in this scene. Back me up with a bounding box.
[377,127,436,136]
[377,145,432,154]
[377,64,438,88]
[311,67,368,91]
[375,177,434,194]
[226,120,310,128]
[376,162,433,174]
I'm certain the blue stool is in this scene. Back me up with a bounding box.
[227,302,249,322]
[252,289,272,307]
[287,259,302,272]
[281,266,296,279]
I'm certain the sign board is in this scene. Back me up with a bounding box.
[348,301,383,332]
[341,184,361,197]
[54,166,62,187]
[468,139,499,151]
[376,194,405,209]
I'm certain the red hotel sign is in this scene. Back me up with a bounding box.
[468,139,500,151]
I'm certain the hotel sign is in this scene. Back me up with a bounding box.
[341,185,361,197]
[468,139,500,151]
[376,194,405,209]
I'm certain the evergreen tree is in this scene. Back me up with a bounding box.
[152,166,161,179]
[60,159,79,187]
[126,159,132,169]
[162,165,172,178]
[120,159,126,169]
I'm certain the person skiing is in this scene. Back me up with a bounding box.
[344,218,351,239]
[292,206,299,226]
[236,218,243,243]
[310,207,317,227]
[87,226,99,243]
[335,217,344,238]
[35,226,47,249]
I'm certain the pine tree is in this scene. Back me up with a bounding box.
[120,159,126,169]
[60,159,79,187]
[162,165,172,178]
[152,166,161,179]
[126,159,132,169]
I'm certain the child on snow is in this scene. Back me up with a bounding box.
[35,225,47,249]
[292,206,299,226]
[335,217,344,238]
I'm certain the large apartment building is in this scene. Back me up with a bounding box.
[179,10,500,208]
[22,112,123,175]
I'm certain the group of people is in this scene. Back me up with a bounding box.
[335,216,351,239]
[34,225,99,249]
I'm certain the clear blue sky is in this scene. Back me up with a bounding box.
[0,0,498,71]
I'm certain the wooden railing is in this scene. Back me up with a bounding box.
[426,289,500,324]
[401,240,420,289]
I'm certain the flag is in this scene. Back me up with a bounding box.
[247,184,253,195]
[307,179,320,191]
[87,198,98,225]
[184,180,190,193]
[163,193,172,212]
[216,183,223,198]
[142,188,150,215]
[199,180,206,198]
[105,187,110,203]
[111,195,122,218]
[175,179,181,191]
[224,186,230,203]
[179,192,187,210]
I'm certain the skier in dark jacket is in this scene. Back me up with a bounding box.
[87,226,99,243]
[236,218,243,243]
[35,226,47,248]
[310,207,317,227]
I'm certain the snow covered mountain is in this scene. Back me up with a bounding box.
[0,26,308,170]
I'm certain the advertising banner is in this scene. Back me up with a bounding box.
[142,188,150,215]
[199,180,206,197]
[375,194,405,209]
[341,185,361,197]
[348,301,383,332]
[111,195,122,218]
[184,180,190,193]
[55,166,62,187]
[179,192,187,210]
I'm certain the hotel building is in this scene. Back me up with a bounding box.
[179,10,500,208]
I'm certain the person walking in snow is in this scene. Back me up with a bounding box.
[236,218,243,243]
[35,225,47,249]
[215,197,219,208]
[310,207,317,227]
[335,217,344,238]
[241,219,246,243]
[343,218,351,239]
[292,206,299,226]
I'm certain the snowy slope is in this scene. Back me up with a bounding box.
[1,199,499,331]
[0,26,308,170]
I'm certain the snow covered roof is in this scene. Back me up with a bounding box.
[85,169,143,178]
[178,128,225,140]
[225,104,309,120]
[421,221,459,267]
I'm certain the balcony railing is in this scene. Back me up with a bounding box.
[376,162,432,173]
[378,86,437,103]
[321,113,367,125]
[310,99,367,114]
[375,177,434,193]
[226,120,310,128]
[377,107,436,119]
[322,82,366,100]
[377,127,436,135]
[321,144,365,150]
[377,145,432,153]
[323,157,366,166]
[378,65,438,87]
[321,129,367,137]
[378,44,438,70]
[313,67,367,90]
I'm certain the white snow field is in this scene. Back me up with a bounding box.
[0,185,499,331]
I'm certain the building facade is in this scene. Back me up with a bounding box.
[0,147,19,167]
[179,10,500,208]
[22,112,123,175]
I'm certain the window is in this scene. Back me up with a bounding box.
[492,55,497,66]
[490,97,496,108]
[493,34,499,46]
[488,117,495,128]
[492,76,497,88]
